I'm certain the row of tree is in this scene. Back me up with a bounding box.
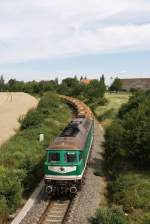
[0,75,108,109]
[0,75,123,93]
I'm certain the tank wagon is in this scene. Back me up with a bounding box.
[44,96,93,194]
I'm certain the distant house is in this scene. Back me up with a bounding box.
[80,79,94,84]
[121,78,150,91]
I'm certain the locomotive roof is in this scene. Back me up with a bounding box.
[47,118,92,150]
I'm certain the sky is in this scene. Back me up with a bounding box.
[0,0,150,84]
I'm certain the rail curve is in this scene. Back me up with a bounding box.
[11,95,93,224]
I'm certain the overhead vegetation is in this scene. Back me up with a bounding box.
[0,93,71,221]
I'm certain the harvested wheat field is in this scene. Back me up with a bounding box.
[0,92,38,145]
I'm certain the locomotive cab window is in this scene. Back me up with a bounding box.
[65,152,77,163]
[48,153,60,162]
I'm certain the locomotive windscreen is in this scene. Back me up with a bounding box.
[64,152,77,162]
[49,153,60,162]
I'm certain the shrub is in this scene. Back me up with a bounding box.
[19,109,43,129]
[0,166,23,213]
[109,173,150,212]
[143,217,150,224]
[104,121,126,173]
[98,109,114,121]
[89,207,128,224]
[38,92,60,110]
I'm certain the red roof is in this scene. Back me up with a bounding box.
[81,79,93,84]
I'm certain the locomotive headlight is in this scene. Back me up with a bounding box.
[60,167,65,171]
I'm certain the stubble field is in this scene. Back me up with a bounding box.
[0,92,38,145]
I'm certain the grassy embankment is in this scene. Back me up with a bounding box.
[0,93,71,223]
[90,91,150,224]
[95,92,129,127]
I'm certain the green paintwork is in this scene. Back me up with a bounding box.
[44,125,93,177]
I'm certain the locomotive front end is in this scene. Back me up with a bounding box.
[44,150,83,194]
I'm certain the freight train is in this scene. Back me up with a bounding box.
[44,96,93,194]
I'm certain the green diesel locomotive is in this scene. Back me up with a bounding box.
[44,117,93,194]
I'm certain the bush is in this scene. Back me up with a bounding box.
[109,173,150,212]
[89,207,128,224]
[19,109,43,129]
[104,121,126,172]
[98,109,114,121]
[19,93,61,130]
[0,166,23,213]
[143,218,150,224]
[38,92,60,111]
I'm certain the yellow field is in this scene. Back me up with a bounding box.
[0,92,38,145]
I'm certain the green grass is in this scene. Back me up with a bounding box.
[89,207,128,224]
[95,92,130,127]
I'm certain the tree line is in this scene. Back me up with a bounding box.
[0,75,107,109]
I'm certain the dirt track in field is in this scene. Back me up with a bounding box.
[0,92,38,145]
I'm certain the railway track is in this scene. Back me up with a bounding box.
[12,96,93,224]
[38,97,93,224]
[39,198,71,224]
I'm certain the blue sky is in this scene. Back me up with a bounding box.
[0,0,150,83]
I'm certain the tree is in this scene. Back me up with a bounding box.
[99,75,106,93]
[80,76,83,81]
[100,74,105,82]
[8,79,17,91]
[73,75,77,80]
[109,78,122,92]
[0,75,5,91]
[54,77,59,85]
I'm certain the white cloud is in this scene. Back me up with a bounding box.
[0,0,150,63]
